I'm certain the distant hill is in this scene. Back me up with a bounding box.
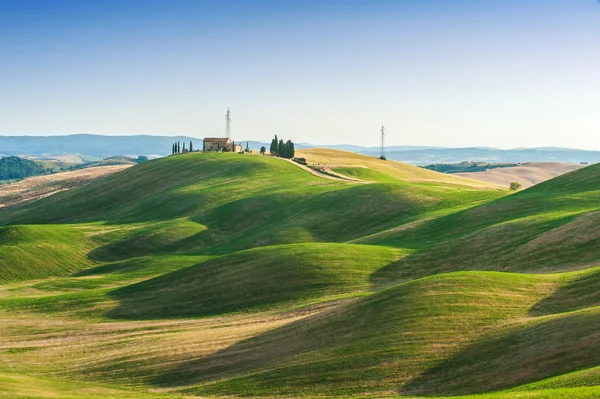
[365,147,600,165]
[0,134,198,158]
[2,134,600,164]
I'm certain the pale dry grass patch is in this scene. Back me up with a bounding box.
[456,162,585,189]
[0,306,328,388]
[296,149,504,189]
[0,165,130,208]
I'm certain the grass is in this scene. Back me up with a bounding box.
[296,148,504,189]
[179,272,557,396]
[364,163,600,283]
[0,372,189,399]
[107,243,400,319]
[1,150,600,398]
[0,225,93,281]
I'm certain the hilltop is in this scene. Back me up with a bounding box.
[2,149,600,398]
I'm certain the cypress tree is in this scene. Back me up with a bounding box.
[190,140,193,152]
[283,140,294,159]
[270,135,278,156]
[278,139,284,157]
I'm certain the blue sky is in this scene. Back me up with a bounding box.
[1,0,599,148]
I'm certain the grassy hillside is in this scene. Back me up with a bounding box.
[168,272,551,395]
[108,243,400,319]
[0,225,93,281]
[297,148,505,188]
[366,163,600,282]
[0,165,130,209]
[0,153,505,256]
[2,150,600,399]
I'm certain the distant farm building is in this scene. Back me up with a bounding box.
[203,137,243,153]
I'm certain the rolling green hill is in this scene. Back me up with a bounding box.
[2,150,600,399]
[107,243,400,319]
[0,225,93,281]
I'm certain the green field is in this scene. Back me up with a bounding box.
[2,150,600,398]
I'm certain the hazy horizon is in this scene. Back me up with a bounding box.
[2,0,599,149]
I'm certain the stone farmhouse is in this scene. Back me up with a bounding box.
[203,137,243,153]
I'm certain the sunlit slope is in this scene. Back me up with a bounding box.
[1,153,331,225]
[0,225,93,281]
[0,153,505,257]
[297,148,505,188]
[366,163,600,282]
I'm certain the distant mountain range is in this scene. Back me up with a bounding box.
[1,134,598,165]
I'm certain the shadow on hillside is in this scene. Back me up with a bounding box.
[401,308,600,396]
[104,243,396,320]
[530,266,600,316]
[87,184,422,262]
[369,212,593,288]
[148,300,352,389]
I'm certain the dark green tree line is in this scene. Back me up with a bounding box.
[269,135,295,159]
[0,156,49,180]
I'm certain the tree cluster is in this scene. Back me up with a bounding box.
[423,161,519,174]
[0,156,49,181]
[172,140,195,154]
[269,135,295,159]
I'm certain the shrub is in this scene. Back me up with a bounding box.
[509,182,522,191]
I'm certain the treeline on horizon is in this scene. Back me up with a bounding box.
[422,161,519,174]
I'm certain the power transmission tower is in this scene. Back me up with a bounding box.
[225,108,231,139]
[380,124,385,159]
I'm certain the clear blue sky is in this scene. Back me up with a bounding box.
[1,0,599,148]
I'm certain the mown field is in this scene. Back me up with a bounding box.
[1,149,600,398]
